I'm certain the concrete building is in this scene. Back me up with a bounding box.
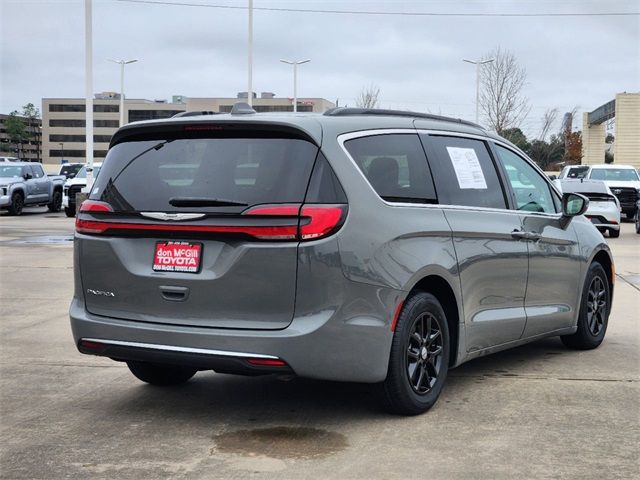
[0,113,42,162]
[41,92,335,166]
[186,93,335,113]
[42,93,186,165]
[582,92,640,169]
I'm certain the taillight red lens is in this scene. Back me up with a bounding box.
[243,204,301,217]
[79,200,114,213]
[246,358,288,367]
[299,205,346,240]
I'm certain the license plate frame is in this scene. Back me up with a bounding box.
[152,241,203,274]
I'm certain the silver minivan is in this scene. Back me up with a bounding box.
[71,107,614,415]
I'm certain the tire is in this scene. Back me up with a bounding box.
[48,190,62,212]
[8,192,24,216]
[64,207,76,218]
[608,228,620,238]
[635,212,640,234]
[127,361,197,386]
[379,292,450,415]
[561,262,610,350]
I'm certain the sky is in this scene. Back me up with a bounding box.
[1,0,639,138]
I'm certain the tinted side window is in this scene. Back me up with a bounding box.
[344,134,436,202]
[422,135,506,209]
[494,145,557,214]
[305,152,347,203]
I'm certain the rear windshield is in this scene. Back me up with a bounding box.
[90,135,318,212]
[590,168,639,181]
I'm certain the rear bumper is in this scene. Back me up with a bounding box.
[70,285,398,383]
[77,338,294,375]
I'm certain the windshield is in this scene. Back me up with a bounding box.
[590,168,639,182]
[565,166,589,179]
[0,166,23,178]
[60,164,83,177]
[90,135,318,213]
[75,166,101,179]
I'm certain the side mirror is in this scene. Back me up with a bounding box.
[23,173,33,180]
[562,192,589,217]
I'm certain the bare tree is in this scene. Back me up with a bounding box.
[538,108,559,141]
[355,84,381,109]
[479,47,530,135]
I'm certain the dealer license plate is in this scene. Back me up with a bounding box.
[153,241,202,273]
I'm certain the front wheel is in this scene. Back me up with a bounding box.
[48,190,62,212]
[379,292,450,415]
[64,207,75,218]
[561,262,610,350]
[127,361,197,386]
[8,192,24,216]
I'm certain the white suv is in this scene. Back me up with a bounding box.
[587,165,640,220]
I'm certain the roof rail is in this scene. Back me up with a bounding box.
[323,107,482,129]
[172,111,217,118]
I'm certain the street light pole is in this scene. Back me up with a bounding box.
[85,0,94,189]
[279,59,310,112]
[108,59,138,127]
[59,142,64,163]
[247,0,253,106]
[463,58,494,124]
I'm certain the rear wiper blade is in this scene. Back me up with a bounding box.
[169,197,248,207]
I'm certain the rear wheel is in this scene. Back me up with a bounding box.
[635,210,640,234]
[127,361,197,386]
[48,190,62,212]
[8,192,24,216]
[379,292,449,415]
[64,207,76,218]
[608,228,620,238]
[561,262,610,350]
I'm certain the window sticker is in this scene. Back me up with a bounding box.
[446,146,488,189]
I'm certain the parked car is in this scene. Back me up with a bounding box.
[558,179,621,237]
[0,162,65,215]
[586,164,640,220]
[62,163,102,217]
[71,106,614,415]
[0,156,21,163]
[558,165,590,180]
[58,163,84,179]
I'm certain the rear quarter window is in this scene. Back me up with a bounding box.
[343,133,436,203]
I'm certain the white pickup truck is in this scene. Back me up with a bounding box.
[0,162,66,215]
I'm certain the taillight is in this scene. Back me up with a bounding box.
[299,205,347,240]
[76,202,347,241]
[79,200,114,213]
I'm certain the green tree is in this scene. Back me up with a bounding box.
[21,103,41,161]
[4,111,27,158]
[501,127,530,152]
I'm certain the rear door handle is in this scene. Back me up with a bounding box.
[511,229,528,240]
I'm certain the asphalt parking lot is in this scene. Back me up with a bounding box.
[1,208,638,479]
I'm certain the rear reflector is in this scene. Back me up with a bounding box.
[79,339,105,350]
[390,301,404,332]
[246,358,288,367]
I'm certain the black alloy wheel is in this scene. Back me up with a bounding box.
[380,291,450,415]
[586,276,607,337]
[561,261,610,350]
[406,312,444,394]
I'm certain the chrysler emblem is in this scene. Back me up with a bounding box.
[140,212,206,221]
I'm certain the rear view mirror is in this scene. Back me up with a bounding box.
[562,193,588,217]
